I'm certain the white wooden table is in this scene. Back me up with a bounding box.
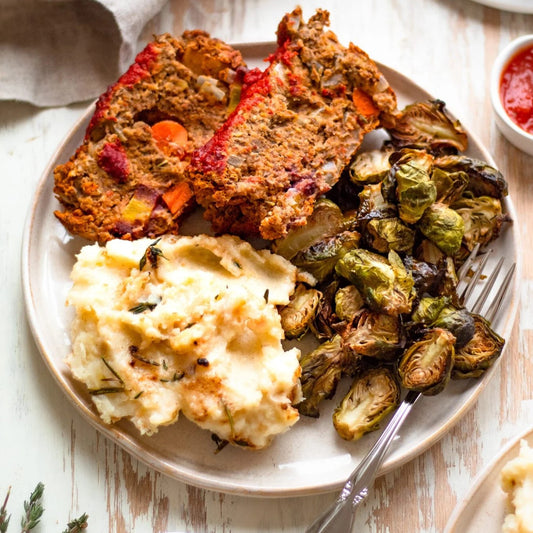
[2,0,533,531]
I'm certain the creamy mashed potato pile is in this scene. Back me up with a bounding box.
[501,439,533,533]
[66,234,302,449]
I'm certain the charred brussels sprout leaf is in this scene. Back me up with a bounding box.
[333,367,400,441]
[279,284,321,339]
[433,155,508,199]
[452,314,505,379]
[386,99,468,152]
[272,199,347,260]
[432,306,475,348]
[366,217,415,254]
[452,196,510,252]
[392,149,437,224]
[298,335,358,417]
[344,310,405,360]
[292,231,360,282]
[311,280,340,340]
[418,203,465,256]
[398,328,456,395]
[431,167,469,205]
[350,147,393,184]
[357,182,397,223]
[335,249,414,316]
[334,285,365,322]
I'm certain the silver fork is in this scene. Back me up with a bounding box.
[305,245,516,533]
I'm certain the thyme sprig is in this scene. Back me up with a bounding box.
[20,482,44,532]
[139,238,167,271]
[1,484,88,532]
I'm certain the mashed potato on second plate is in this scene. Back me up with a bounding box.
[501,439,533,533]
[66,234,302,449]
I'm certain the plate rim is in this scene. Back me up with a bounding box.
[21,47,522,497]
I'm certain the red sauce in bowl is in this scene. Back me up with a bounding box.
[500,45,533,135]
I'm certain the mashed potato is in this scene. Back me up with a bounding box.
[66,234,302,449]
[501,439,533,532]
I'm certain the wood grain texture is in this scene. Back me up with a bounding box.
[1,0,532,531]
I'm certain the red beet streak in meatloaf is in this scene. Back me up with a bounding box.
[53,32,246,244]
[187,8,398,240]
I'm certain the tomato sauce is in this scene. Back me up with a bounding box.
[500,45,533,135]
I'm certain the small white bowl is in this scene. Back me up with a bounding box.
[491,34,533,156]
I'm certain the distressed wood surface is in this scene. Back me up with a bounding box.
[1,0,533,531]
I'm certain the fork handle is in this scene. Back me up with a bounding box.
[305,391,421,533]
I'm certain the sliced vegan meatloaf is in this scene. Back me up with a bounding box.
[53,32,246,244]
[187,7,399,241]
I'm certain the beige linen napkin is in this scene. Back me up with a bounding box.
[0,0,168,106]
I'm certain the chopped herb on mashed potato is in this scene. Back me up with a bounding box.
[66,234,302,449]
[501,439,533,533]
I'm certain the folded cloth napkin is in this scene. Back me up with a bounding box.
[0,0,168,107]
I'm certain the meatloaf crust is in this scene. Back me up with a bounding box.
[54,32,246,244]
[187,7,399,241]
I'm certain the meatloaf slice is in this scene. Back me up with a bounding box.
[54,32,246,244]
[187,8,399,241]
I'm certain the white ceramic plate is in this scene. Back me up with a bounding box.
[470,0,533,13]
[444,426,533,532]
[22,43,520,496]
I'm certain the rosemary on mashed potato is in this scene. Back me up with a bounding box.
[66,234,302,450]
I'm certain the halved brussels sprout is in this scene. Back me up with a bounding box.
[397,328,456,395]
[452,314,505,379]
[366,217,415,254]
[334,285,365,322]
[386,99,468,153]
[433,155,508,199]
[391,149,437,224]
[333,367,400,441]
[298,335,359,418]
[292,231,361,282]
[279,284,321,339]
[418,202,464,256]
[411,296,451,325]
[451,196,511,252]
[349,147,394,184]
[432,306,475,348]
[344,310,405,360]
[335,249,414,316]
[357,182,397,222]
[431,167,469,205]
[272,199,347,260]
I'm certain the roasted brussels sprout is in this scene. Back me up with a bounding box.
[357,182,397,223]
[431,167,468,205]
[311,280,340,340]
[433,155,508,199]
[273,199,347,260]
[418,202,465,256]
[333,367,400,441]
[397,328,456,395]
[411,296,451,325]
[344,310,405,360]
[298,335,359,417]
[334,285,364,322]
[292,231,360,282]
[452,196,510,252]
[279,284,321,339]
[349,147,393,184]
[391,149,437,224]
[366,217,415,254]
[452,314,505,379]
[386,99,468,153]
[432,306,475,348]
[336,249,414,316]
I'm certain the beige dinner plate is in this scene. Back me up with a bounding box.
[21,43,521,496]
[444,426,533,532]
[470,0,533,13]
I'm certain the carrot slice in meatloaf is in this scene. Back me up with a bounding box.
[53,32,246,244]
[187,8,399,240]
